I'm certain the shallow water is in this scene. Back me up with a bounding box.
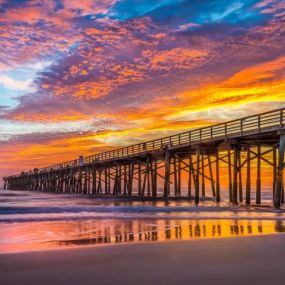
[0,190,285,253]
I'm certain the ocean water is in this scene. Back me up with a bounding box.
[0,190,285,253]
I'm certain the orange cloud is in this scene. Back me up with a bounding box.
[150,48,208,70]
[162,55,285,120]
[11,113,91,123]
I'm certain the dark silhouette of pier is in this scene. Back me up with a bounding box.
[3,108,285,208]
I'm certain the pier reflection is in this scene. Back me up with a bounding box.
[1,219,285,253]
[54,219,285,247]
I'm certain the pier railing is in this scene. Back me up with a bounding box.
[9,108,285,175]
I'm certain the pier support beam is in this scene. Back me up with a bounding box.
[151,160,157,197]
[238,148,243,203]
[127,162,134,196]
[138,162,142,197]
[104,167,108,195]
[173,156,178,196]
[208,155,216,198]
[163,148,170,198]
[178,156,181,197]
[201,154,205,198]
[188,154,192,198]
[216,150,220,203]
[246,145,251,205]
[195,148,200,205]
[274,133,285,209]
[273,147,277,202]
[92,167,96,194]
[228,150,233,203]
[256,144,261,205]
[232,146,238,205]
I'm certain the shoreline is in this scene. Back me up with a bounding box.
[1,234,285,285]
[1,231,285,256]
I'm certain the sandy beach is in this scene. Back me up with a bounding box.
[1,234,285,285]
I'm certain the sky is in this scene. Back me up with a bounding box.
[0,0,285,183]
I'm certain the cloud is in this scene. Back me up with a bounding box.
[149,48,208,70]
[0,74,33,91]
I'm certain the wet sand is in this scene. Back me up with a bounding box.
[1,234,285,285]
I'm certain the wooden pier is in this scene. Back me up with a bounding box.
[3,108,285,208]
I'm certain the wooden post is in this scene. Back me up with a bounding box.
[79,169,82,195]
[274,133,285,209]
[173,156,178,196]
[118,165,122,195]
[82,170,85,194]
[195,148,200,205]
[273,147,277,201]
[83,168,88,194]
[104,167,108,194]
[208,155,216,197]
[138,161,142,196]
[256,144,261,205]
[113,165,119,195]
[150,160,154,197]
[87,170,90,195]
[76,172,79,194]
[281,179,284,204]
[127,162,134,196]
[232,146,238,205]
[246,145,251,205]
[216,150,220,203]
[151,160,157,197]
[238,148,243,203]
[154,160,158,197]
[107,167,111,194]
[142,159,149,197]
[70,172,73,194]
[178,156,181,196]
[67,169,70,194]
[147,161,151,197]
[92,167,96,194]
[98,169,103,194]
[123,164,127,195]
[228,150,233,203]
[63,171,67,194]
[164,147,170,198]
[201,154,205,198]
[188,154,192,198]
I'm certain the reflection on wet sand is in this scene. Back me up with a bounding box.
[56,220,285,247]
[1,219,284,253]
